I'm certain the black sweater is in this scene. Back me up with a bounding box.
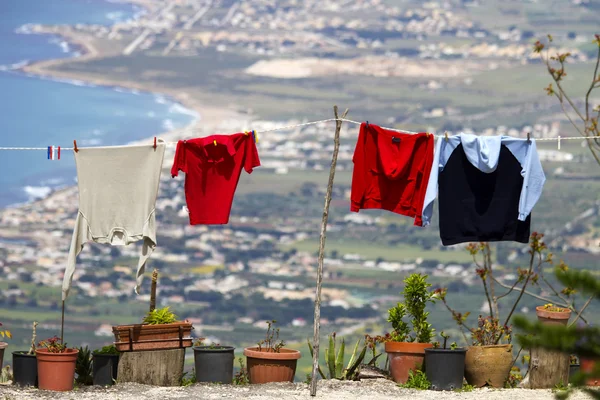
[438,143,531,245]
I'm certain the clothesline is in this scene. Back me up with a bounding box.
[0,117,596,151]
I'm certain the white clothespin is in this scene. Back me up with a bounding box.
[557,135,561,150]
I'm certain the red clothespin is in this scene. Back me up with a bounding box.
[153,137,157,150]
[58,146,61,160]
[73,140,79,153]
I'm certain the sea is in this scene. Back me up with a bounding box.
[0,0,198,208]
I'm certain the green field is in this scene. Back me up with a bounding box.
[282,239,473,263]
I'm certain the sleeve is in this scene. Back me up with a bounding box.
[421,136,443,227]
[171,140,187,177]
[62,212,89,300]
[518,139,546,221]
[413,134,435,227]
[244,134,261,173]
[350,123,368,212]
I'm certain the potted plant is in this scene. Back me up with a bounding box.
[425,332,467,391]
[464,316,513,388]
[384,273,436,384]
[92,345,120,386]
[243,320,301,384]
[0,321,11,369]
[112,270,193,352]
[36,336,79,391]
[12,321,38,387]
[535,303,571,326]
[193,338,235,384]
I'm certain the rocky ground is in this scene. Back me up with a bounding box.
[0,380,597,400]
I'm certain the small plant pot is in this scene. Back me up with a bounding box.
[193,346,235,384]
[569,363,580,383]
[425,348,467,391]
[36,348,79,391]
[0,342,6,369]
[535,306,571,326]
[12,351,38,387]
[581,357,599,386]
[464,344,512,388]
[384,341,432,384]
[243,347,301,384]
[92,354,120,386]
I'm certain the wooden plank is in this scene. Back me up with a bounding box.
[529,347,569,389]
[117,348,185,386]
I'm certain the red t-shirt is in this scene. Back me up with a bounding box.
[171,133,260,225]
[351,123,434,226]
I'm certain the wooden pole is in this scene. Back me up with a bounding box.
[60,300,65,344]
[310,105,348,396]
[150,269,158,312]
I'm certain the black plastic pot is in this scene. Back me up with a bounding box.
[92,354,120,386]
[569,364,580,382]
[12,351,38,387]
[425,347,467,391]
[193,345,235,383]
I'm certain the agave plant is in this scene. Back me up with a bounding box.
[307,333,367,380]
[75,346,93,385]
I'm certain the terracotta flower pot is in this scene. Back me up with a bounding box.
[464,344,513,388]
[581,357,599,386]
[535,306,571,326]
[243,347,301,384]
[36,348,79,391]
[112,321,193,352]
[0,342,7,369]
[384,341,432,383]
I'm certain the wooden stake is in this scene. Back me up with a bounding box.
[60,300,65,344]
[150,269,158,313]
[310,105,348,396]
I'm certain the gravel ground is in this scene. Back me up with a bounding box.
[0,380,596,400]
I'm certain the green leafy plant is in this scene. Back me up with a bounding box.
[398,369,430,390]
[307,332,367,380]
[193,338,223,349]
[75,346,93,385]
[471,315,512,346]
[455,383,475,392]
[143,306,177,325]
[181,370,196,386]
[257,320,285,353]
[233,357,249,385]
[552,380,568,392]
[364,333,389,369]
[387,273,436,343]
[0,322,11,340]
[0,365,12,384]
[37,336,67,353]
[504,366,523,388]
[93,345,119,355]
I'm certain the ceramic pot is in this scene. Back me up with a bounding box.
[581,357,599,386]
[535,306,571,326]
[464,344,513,388]
[12,351,38,387]
[112,321,193,352]
[243,347,301,384]
[385,341,432,383]
[36,348,79,391]
[194,346,235,383]
[425,347,467,390]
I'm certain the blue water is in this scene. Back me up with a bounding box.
[0,0,197,207]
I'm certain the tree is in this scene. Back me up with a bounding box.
[534,34,600,166]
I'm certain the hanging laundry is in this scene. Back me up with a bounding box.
[422,134,546,245]
[171,132,260,225]
[351,122,434,226]
[62,140,166,300]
